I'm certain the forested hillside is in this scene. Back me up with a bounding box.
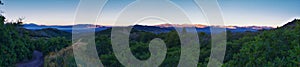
[224,19,300,66]
[1,13,299,66]
[43,19,299,67]
[0,16,71,67]
[0,0,299,66]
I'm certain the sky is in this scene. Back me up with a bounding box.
[1,0,300,27]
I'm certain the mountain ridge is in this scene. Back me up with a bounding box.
[23,19,300,33]
[22,23,274,33]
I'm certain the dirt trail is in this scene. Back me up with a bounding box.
[16,50,44,67]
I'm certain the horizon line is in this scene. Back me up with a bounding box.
[21,18,300,28]
[22,23,278,28]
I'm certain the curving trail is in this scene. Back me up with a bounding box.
[16,50,44,67]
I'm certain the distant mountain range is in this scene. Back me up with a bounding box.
[23,23,274,33]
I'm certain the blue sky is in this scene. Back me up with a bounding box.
[1,0,300,27]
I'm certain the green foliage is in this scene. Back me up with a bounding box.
[31,37,70,55]
[223,20,300,66]
[45,22,300,66]
[0,16,71,66]
[0,16,33,66]
[2,15,298,67]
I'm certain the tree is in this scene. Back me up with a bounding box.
[0,16,4,26]
[0,0,3,14]
[0,0,4,26]
[16,17,24,26]
[0,0,3,5]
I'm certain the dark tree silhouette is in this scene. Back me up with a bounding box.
[0,15,4,26]
[0,0,3,5]
[0,0,3,25]
[16,17,24,26]
[0,0,3,14]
